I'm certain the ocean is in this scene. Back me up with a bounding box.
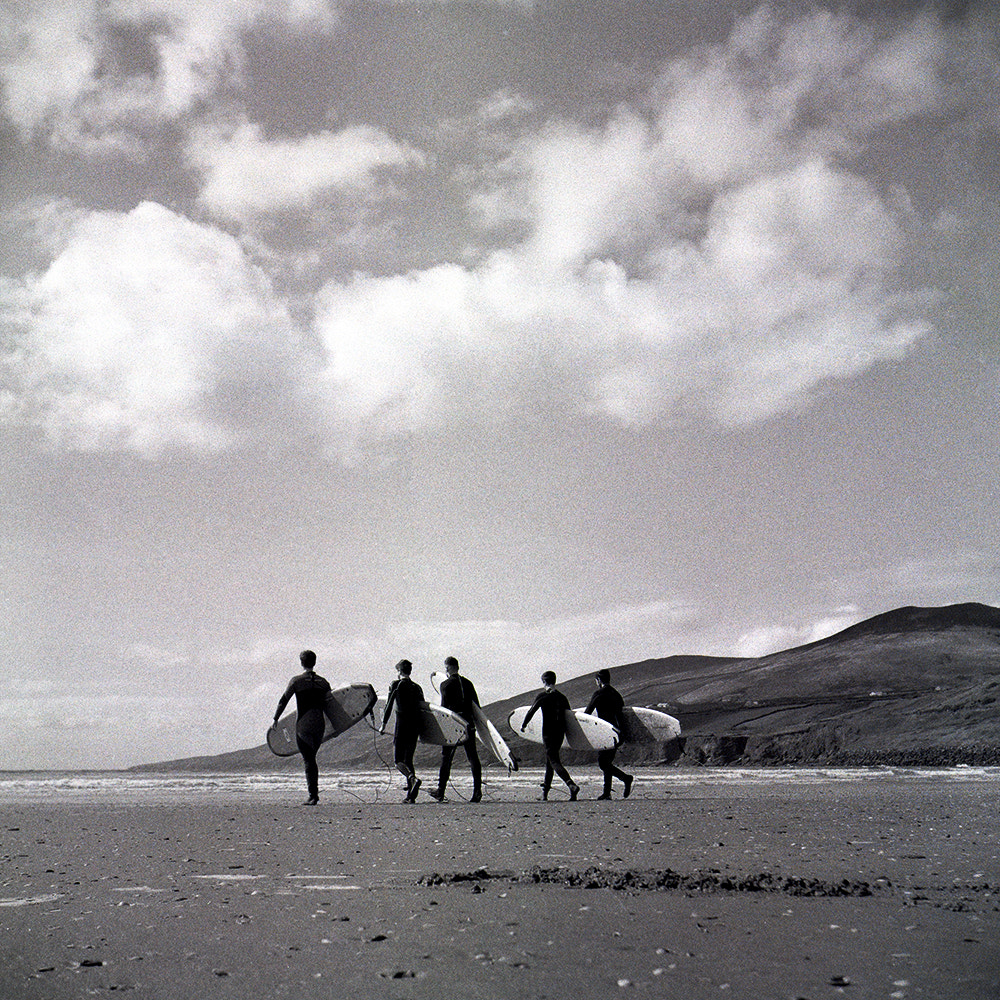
[2,766,998,806]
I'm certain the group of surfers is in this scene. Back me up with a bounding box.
[270,651,634,806]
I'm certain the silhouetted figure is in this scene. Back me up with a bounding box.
[272,650,337,805]
[429,656,482,802]
[521,671,579,801]
[379,659,425,802]
[585,668,633,800]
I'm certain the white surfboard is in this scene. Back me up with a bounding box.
[267,683,378,757]
[508,705,619,751]
[472,703,518,771]
[430,672,517,770]
[618,706,681,743]
[417,703,471,747]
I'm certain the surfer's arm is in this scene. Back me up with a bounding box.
[379,684,397,732]
[272,685,294,724]
[521,696,541,730]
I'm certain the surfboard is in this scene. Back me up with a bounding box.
[618,706,681,744]
[429,672,517,770]
[472,703,518,770]
[508,706,619,751]
[267,683,378,757]
[417,703,471,747]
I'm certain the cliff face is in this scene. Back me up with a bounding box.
[133,603,1000,771]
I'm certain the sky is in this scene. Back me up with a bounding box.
[1,0,998,769]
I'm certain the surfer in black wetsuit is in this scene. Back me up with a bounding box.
[429,656,483,803]
[379,659,425,802]
[585,668,633,800]
[521,671,579,801]
[271,650,337,805]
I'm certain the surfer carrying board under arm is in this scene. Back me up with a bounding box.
[379,659,425,803]
[429,656,483,803]
[521,671,580,801]
[271,650,339,805]
[585,668,634,800]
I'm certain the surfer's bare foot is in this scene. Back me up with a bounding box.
[568,783,580,801]
[303,797,319,806]
[427,787,444,802]
[596,792,612,800]
[623,775,634,799]
[540,785,549,801]
[405,778,421,802]
[470,789,482,803]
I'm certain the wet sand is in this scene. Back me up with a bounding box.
[2,769,997,999]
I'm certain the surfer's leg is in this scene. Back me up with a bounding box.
[396,731,420,800]
[547,745,579,800]
[541,758,554,799]
[296,735,320,803]
[466,738,482,801]
[597,749,614,798]
[434,746,456,798]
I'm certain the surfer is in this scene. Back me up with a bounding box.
[428,656,483,803]
[585,668,633,800]
[379,659,425,803]
[520,671,580,801]
[271,650,338,805]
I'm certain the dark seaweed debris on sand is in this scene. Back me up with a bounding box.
[418,866,881,897]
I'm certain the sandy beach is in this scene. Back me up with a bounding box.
[2,768,997,999]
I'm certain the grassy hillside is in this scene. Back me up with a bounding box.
[133,603,1000,771]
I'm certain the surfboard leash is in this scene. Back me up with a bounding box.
[363,713,397,801]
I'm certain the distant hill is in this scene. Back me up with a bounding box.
[132,603,1000,771]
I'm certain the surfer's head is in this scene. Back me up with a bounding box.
[395,658,413,676]
[596,668,610,686]
[541,670,556,688]
[444,656,459,674]
[300,650,317,670]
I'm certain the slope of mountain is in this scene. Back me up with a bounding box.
[132,603,1000,771]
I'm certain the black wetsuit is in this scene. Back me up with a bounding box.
[522,688,574,791]
[275,670,333,799]
[586,684,631,796]
[437,674,482,797]
[382,676,425,778]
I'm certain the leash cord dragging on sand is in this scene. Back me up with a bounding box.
[363,714,397,801]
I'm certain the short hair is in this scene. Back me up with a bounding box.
[596,668,611,685]
[395,659,413,675]
[300,650,317,669]
[541,670,557,685]
[444,655,459,668]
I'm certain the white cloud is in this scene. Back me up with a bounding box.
[2,5,983,455]
[0,1,101,139]
[659,5,949,182]
[733,608,862,659]
[1,201,305,453]
[0,0,338,149]
[187,120,425,226]
[313,151,928,435]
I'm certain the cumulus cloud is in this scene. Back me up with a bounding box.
[4,4,995,455]
[0,0,337,150]
[314,155,927,434]
[1,201,306,453]
[310,5,958,437]
[187,120,425,227]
